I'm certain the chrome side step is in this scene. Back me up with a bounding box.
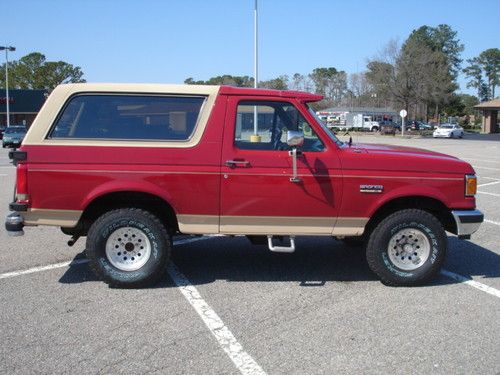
[267,236,295,253]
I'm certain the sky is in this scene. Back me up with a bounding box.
[3,0,500,94]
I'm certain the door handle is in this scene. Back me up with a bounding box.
[225,160,250,168]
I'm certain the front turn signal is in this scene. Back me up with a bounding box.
[465,175,477,197]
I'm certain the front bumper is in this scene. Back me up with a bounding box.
[433,132,452,138]
[451,209,483,238]
[3,140,22,148]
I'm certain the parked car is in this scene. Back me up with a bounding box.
[0,124,6,139]
[433,124,464,138]
[379,120,400,135]
[405,120,432,131]
[2,126,27,148]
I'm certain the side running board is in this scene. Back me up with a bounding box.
[267,236,296,253]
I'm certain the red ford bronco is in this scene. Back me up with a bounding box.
[5,83,483,287]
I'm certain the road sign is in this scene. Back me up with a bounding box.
[400,109,407,136]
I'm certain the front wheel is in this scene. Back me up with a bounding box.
[366,209,446,286]
[86,208,171,288]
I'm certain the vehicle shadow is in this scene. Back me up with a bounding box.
[59,235,500,288]
[459,133,500,142]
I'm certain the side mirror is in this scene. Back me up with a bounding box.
[287,131,304,147]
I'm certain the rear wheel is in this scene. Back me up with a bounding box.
[366,209,446,286]
[86,208,171,288]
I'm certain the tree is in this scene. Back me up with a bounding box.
[406,24,464,79]
[309,67,347,104]
[458,94,479,116]
[259,75,289,90]
[366,39,433,113]
[348,72,372,98]
[289,73,313,92]
[464,48,500,100]
[184,75,254,87]
[0,52,85,92]
[478,48,500,98]
[463,59,486,100]
[402,26,460,118]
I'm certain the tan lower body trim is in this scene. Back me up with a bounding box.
[177,214,219,234]
[21,209,368,237]
[331,217,369,236]
[22,209,82,227]
[179,215,369,236]
[220,216,335,235]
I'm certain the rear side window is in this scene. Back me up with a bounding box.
[49,94,206,141]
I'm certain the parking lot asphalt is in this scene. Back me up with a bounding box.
[1,133,499,374]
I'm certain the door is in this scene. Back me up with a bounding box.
[220,97,342,235]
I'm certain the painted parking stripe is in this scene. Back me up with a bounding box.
[440,270,500,299]
[464,157,500,164]
[0,258,89,280]
[474,166,500,172]
[485,219,500,227]
[0,235,266,375]
[477,191,500,197]
[0,236,213,280]
[478,180,500,188]
[167,263,266,375]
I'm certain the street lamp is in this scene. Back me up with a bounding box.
[0,46,16,127]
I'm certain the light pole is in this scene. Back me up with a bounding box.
[251,0,260,142]
[1,46,16,127]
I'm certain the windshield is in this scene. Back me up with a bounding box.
[5,127,26,134]
[307,106,344,147]
[439,125,453,129]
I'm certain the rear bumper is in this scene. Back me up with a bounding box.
[451,209,483,237]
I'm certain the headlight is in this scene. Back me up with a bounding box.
[465,174,477,197]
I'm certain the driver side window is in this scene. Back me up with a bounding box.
[234,100,324,151]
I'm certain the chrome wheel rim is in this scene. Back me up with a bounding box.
[387,228,430,271]
[105,227,151,271]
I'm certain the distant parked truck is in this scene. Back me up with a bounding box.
[350,114,380,132]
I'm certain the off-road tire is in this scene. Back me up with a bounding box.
[366,209,446,286]
[86,208,171,288]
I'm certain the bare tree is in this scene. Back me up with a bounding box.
[366,38,455,119]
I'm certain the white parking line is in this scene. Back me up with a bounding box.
[440,270,500,298]
[478,181,500,188]
[0,235,266,374]
[0,236,212,280]
[485,219,500,227]
[0,258,89,280]
[477,191,500,197]
[481,177,500,181]
[167,263,266,375]
[464,157,500,164]
[474,166,500,172]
